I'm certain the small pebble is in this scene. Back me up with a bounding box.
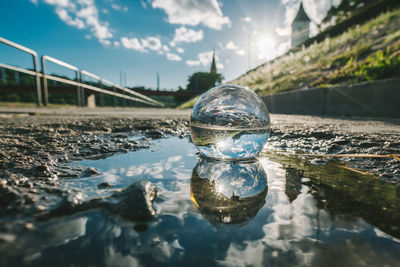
[98,182,112,189]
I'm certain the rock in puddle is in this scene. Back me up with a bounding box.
[47,181,157,222]
[81,167,99,177]
[98,182,112,189]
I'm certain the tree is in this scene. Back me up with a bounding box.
[186,72,224,93]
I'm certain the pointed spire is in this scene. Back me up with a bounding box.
[292,1,311,24]
[210,49,217,74]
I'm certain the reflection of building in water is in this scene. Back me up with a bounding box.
[291,1,311,47]
[190,158,268,225]
[285,167,303,203]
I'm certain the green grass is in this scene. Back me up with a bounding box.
[177,95,200,109]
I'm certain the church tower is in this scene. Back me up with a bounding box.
[291,2,311,47]
[210,50,217,74]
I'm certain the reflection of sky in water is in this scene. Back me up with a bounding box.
[4,137,400,266]
[197,132,270,160]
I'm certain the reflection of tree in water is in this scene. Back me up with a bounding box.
[268,153,400,239]
[190,158,268,226]
[285,168,304,203]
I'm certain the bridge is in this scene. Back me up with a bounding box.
[0,37,164,107]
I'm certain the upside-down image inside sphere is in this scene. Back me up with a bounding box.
[190,157,268,225]
[190,84,270,160]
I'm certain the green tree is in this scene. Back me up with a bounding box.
[186,72,223,93]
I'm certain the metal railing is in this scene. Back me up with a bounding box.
[0,36,163,107]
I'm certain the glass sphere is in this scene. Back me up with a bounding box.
[190,84,270,160]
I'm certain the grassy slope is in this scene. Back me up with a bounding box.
[233,8,400,96]
[179,8,400,108]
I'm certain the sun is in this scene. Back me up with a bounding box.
[257,35,277,60]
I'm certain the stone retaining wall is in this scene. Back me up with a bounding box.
[262,77,400,118]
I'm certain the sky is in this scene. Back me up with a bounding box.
[0,0,339,90]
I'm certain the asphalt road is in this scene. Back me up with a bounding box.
[0,106,399,134]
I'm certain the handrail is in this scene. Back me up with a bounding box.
[0,36,163,107]
[41,55,82,106]
[42,55,79,72]
[0,37,42,106]
[0,37,37,56]
[81,70,101,81]
[80,70,164,106]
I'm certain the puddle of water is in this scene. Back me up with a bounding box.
[2,136,400,267]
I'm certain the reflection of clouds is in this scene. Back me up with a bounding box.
[214,159,400,266]
[21,216,88,264]
[168,155,182,162]
[103,172,119,183]
[374,228,400,243]
[105,246,139,267]
[217,242,264,267]
[45,217,88,246]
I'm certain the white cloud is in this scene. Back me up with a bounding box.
[55,7,85,29]
[186,60,200,66]
[241,16,251,22]
[30,0,38,5]
[176,47,184,54]
[111,3,128,12]
[102,39,111,46]
[277,41,290,55]
[44,0,70,8]
[236,49,246,56]
[225,41,238,50]
[141,36,162,51]
[225,41,245,56]
[163,45,170,52]
[121,37,146,52]
[41,0,113,45]
[151,0,231,30]
[113,41,120,47]
[170,26,203,47]
[186,50,223,69]
[140,0,147,9]
[121,36,163,53]
[166,52,182,61]
[111,3,121,10]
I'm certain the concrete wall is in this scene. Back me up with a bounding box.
[262,78,400,118]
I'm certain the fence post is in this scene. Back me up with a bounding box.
[113,86,117,107]
[1,68,5,82]
[32,53,42,106]
[41,56,48,106]
[99,80,104,107]
[79,71,84,107]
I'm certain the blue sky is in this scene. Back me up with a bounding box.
[0,0,337,90]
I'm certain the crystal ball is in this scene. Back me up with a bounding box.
[190,84,270,160]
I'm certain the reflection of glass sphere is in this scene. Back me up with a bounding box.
[190,157,268,226]
[190,84,270,160]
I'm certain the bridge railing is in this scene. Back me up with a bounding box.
[0,36,164,107]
